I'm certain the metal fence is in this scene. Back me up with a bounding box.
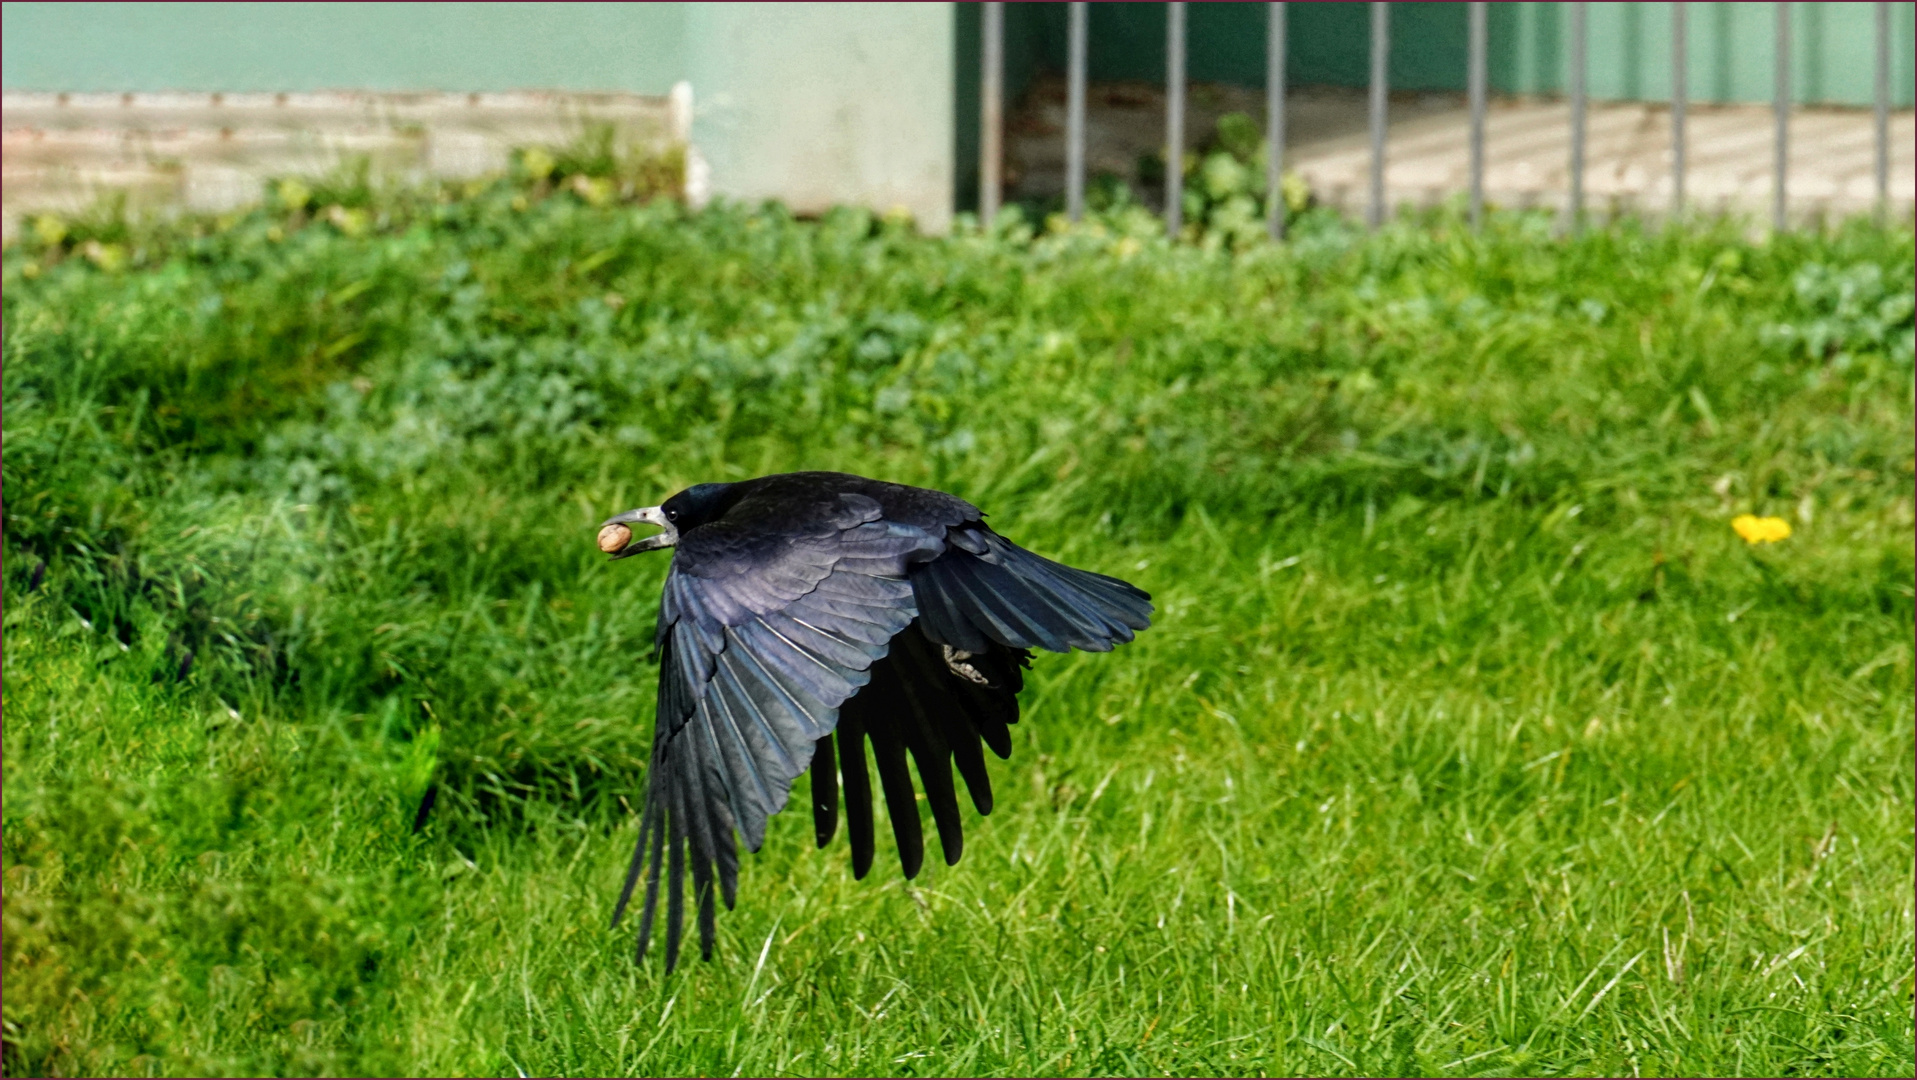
[976,1,1903,237]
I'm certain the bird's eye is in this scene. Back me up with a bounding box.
[666,509,679,522]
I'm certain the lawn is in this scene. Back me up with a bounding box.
[3,182,1912,1077]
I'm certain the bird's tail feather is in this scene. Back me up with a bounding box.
[913,528,1152,654]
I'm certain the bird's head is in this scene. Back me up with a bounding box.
[598,482,735,558]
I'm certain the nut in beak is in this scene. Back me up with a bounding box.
[597,506,678,558]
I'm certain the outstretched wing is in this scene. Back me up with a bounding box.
[810,526,1155,886]
[811,624,1031,884]
[612,477,1154,971]
[613,490,943,969]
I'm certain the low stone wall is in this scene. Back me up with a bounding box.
[1,87,688,237]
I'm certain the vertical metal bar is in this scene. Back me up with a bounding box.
[1672,1,1687,219]
[981,2,1004,226]
[1468,1,1487,231]
[1774,0,1789,231]
[1875,0,1889,221]
[1368,1,1389,229]
[1268,2,1287,240]
[1567,0,1586,234]
[1167,1,1186,239]
[1066,2,1088,221]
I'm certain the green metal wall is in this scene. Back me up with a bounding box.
[9,2,1907,106]
[1503,1,1915,103]
[997,2,1914,108]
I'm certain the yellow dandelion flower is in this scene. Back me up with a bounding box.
[1731,514,1792,545]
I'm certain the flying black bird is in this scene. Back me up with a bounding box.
[597,471,1151,969]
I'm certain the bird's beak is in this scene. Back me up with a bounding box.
[599,506,677,558]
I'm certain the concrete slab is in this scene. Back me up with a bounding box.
[1006,76,1916,225]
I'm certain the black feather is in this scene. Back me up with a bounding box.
[632,792,666,962]
[839,710,877,879]
[948,719,995,814]
[866,712,924,879]
[612,781,659,929]
[889,640,966,866]
[664,768,688,971]
[810,732,839,848]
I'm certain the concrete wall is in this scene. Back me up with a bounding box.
[684,3,954,231]
[2,1,957,232]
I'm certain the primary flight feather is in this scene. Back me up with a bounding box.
[598,471,1152,969]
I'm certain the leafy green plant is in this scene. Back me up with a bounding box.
[1765,258,1917,368]
[514,121,684,208]
[1134,110,1313,248]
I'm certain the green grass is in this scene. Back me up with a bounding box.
[4,186,1912,1077]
